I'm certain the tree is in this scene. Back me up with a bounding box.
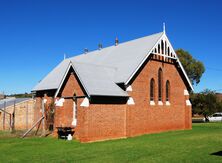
[191,89,222,120]
[176,49,205,85]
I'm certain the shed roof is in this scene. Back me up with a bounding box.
[0,98,31,110]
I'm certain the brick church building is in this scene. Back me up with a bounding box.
[33,29,193,142]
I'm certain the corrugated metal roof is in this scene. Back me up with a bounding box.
[34,31,191,97]
[0,98,31,110]
[72,62,128,97]
[33,59,70,91]
[71,32,163,83]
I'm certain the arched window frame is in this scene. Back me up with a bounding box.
[150,78,155,102]
[158,68,163,102]
[166,80,170,102]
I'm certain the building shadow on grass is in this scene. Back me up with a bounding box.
[211,151,222,156]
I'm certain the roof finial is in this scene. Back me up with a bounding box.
[64,53,66,60]
[163,22,166,34]
[115,37,119,46]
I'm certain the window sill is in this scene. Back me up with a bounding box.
[150,101,155,105]
[166,101,170,106]
[158,101,163,105]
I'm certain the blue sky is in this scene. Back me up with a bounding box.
[0,0,222,94]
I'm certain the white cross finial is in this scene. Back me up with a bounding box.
[163,22,166,34]
[64,53,66,60]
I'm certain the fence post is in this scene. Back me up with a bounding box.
[42,99,45,135]
[26,101,28,130]
[3,101,6,130]
[11,100,15,132]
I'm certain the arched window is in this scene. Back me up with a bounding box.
[166,80,170,101]
[150,78,155,101]
[158,68,163,101]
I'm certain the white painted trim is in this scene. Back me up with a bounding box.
[72,119,77,126]
[54,62,90,98]
[126,85,133,91]
[55,98,65,107]
[150,100,155,105]
[54,62,72,98]
[151,52,176,60]
[166,101,170,106]
[164,35,194,91]
[158,101,163,105]
[127,97,135,105]
[186,100,192,106]
[80,97,89,107]
[126,32,164,84]
[125,32,193,91]
[71,62,91,97]
[184,89,189,96]
[72,100,77,127]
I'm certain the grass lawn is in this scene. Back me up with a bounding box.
[0,123,222,162]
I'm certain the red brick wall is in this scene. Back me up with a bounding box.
[126,59,191,137]
[80,104,127,142]
[54,72,85,128]
[34,58,192,142]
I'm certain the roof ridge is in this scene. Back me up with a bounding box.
[71,61,118,70]
[68,31,163,59]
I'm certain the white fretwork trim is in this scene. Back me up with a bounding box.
[126,85,133,91]
[127,97,135,105]
[125,32,194,91]
[166,101,170,106]
[55,98,65,107]
[158,101,163,105]
[151,35,177,61]
[184,90,189,96]
[150,100,155,105]
[80,97,89,107]
[186,100,192,106]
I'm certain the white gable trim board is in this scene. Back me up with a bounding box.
[54,62,72,98]
[125,32,164,85]
[125,33,193,91]
[54,62,90,98]
[164,35,193,91]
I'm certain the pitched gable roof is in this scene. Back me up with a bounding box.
[33,31,193,97]
[71,62,128,97]
[71,32,163,83]
[33,59,70,91]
